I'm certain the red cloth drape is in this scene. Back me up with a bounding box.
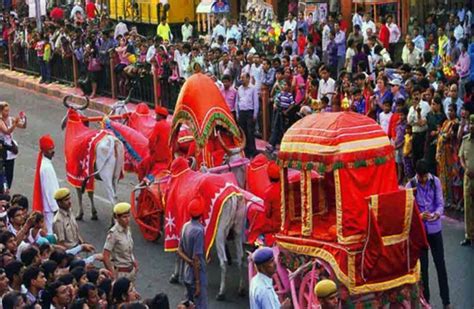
[32,152,44,212]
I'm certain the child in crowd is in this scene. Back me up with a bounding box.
[267,79,295,152]
[378,98,393,134]
[394,106,409,184]
[318,96,331,112]
[351,87,366,114]
[403,124,414,179]
[271,68,285,101]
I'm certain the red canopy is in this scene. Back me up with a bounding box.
[278,112,393,172]
[171,73,242,148]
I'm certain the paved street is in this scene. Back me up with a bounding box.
[1,82,472,308]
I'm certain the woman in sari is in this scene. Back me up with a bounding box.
[436,103,460,207]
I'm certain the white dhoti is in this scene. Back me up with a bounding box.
[44,211,55,235]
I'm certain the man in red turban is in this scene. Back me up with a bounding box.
[247,161,282,245]
[33,135,60,234]
[137,105,171,182]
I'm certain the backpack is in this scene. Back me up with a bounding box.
[409,176,436,197]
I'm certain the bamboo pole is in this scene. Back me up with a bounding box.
[72,54,79,87]
[109,51,117,99]
[7,40,13,70]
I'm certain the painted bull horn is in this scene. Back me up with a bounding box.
[123,82,136,104]
[62,95,90,110]
[217,128,246,155]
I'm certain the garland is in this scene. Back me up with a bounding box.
[104,119,142,163]
[277,153,394,173]
[172,110,241,147]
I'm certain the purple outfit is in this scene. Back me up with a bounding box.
[221,87,237,112]
[406,174,444,234]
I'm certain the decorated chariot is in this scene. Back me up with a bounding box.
[248,112,431,308]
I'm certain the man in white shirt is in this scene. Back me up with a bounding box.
[226,19,241,44]
[282,13,297,37]
[181,17,193,42]
[321,18,332,64]
[212,19,226,41]
[402,40,421,67]
[453,16,465,43]
[32,135,59,234]
[411,27,425,53]
[361,13,376,42]
[176,43,191,79]
[387,14,400,57]
[317,65,336,101]
[407,86,431,164]
[249,53,263,93]
[352,8,364,29]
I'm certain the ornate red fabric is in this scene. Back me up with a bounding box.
[64,110,108,191]
[164,159,241,257]
[246,154,271,198]
[105,119,149,173]
[128,108,157,140]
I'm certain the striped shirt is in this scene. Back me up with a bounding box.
[276,91,295,109]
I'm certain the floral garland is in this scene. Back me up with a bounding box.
[277,153,393,173]
[172,110,241,148]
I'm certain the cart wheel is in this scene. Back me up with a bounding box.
[135,188,163,242]
[272,272,287,303]
[298,268,320,309]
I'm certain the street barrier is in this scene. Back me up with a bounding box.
[1,42,271,140]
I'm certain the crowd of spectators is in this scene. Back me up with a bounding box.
[0,1,471,308]
[0,1,471,208]
[0,190,178,308]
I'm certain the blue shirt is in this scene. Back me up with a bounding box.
[236,84,259,119]
[179,219,207,286]
[249,272,280,309]
[334,30,346,57]
[406,174,444,234]
[276,91,294,109]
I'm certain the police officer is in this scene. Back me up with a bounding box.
[458,114,474,246]
[53,188,94,251]
[314,279,339,309]
[102,203,138,282]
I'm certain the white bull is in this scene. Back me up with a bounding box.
[61,96,125,220]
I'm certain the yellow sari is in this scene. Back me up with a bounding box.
[436,118,460,201]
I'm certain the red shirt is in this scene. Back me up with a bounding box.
[297,35,306,56]
[263,182,281,232]
[148,119,171,163]
[86,2,96,19]
[379,24,390,49]
[339,20,349,32]
[50,7,64,21]
[387,112,400,140]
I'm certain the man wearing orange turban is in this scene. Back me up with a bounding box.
[247,161,282,245]
[33,135,60,234]
[137,105,171,182]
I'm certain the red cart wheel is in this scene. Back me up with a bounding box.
[131,184,164,241]
[298,268,320,309]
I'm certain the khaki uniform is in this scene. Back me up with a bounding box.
[104,223,136,282]
[53,208,81,249]
[459,133,474,240]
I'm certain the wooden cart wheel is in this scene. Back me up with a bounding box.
[272,272,287,303]
[298,268,320,309]
[134,187,163,241]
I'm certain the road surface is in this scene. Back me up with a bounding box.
[1,82,471,308]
